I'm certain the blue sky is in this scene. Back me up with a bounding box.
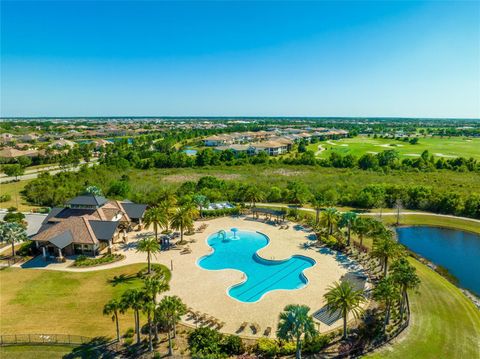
[1,1,479,118]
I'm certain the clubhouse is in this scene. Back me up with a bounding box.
[31,194,147,259]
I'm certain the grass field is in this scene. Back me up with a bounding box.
[0,264,150,338]
[0,179,39,211]
[367,258,480,359]
[0,345,76,359]
[307,135,480,160]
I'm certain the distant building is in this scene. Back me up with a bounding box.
[49,139,77,149]
[0,146,39,159]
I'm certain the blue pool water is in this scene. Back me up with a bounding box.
[183,149,198,156]
[198,230,315,303]
[396,226,480,296]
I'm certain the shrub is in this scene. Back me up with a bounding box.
[73,254,124,267]
[221,334,244,355]
[0,194,11,202]
[123,328,134,338]
[303,334,331,354]
[3,211,26,225]
[16,240,35,257]
[188,327,224,357]
[256,338,279,358]
[279,341,296,356]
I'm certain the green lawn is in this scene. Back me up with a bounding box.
[0,264,152,338]
[0,345,76,359]
[308,135,480,160]
[367,258,480,359]
[0,179,40,211]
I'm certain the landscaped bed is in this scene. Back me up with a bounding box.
[72,253,125,267]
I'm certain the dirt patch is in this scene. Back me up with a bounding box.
[163,173,242,182]
[267,169,307,177]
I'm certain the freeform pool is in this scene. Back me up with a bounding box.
[198,229,315,303]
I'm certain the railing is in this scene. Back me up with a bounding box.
[1,333,99,346]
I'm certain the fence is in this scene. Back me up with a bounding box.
[0,333,95,346]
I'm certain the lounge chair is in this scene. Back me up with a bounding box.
[237,322,248,333]
[251,323,260,334]
[217,321,226,329]
[180,246,192,255]
[263,327,272,337]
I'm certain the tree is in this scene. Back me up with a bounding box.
[145,276,170,341]
[339,212,357,246]
[143,207,168,242]
[310,197,323,225]
[193,194,209,218]
[243,185,265,208]
[320,208,340,235]
[171,204,198,244]
[136,237,161,274]
[371,231,403,277]
[351,217,375,248]
[324,281,365,339]
[277,304,316,359]
[142,299,155,352]
[2,164,24,180]
[157,296,187,356]
[84,185,103,196]
[0,222,27,258]
[373,277,400,334]
[287,181,311,208]
[103,299,122,342]
[390,258,420,319]
[121,289,145,344]
[158,198,177,233]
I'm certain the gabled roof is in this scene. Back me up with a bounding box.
[49,230,74,249]
[120,203,147,220]
[89,220,120,240]
[67,194,108,207]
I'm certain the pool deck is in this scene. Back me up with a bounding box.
[162,216,369,337]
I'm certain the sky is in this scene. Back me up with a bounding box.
[1,0,479,118]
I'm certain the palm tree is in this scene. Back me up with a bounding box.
[157,296,188,356]
[373,277,400,333]
[390,258,420,319]
[310,197,323,225]
[144,276,170,341]
[243,186,265,208]
[324,281,365,339]
[351,217,374,248]
[143,207,168,242]
[193,194,209,218]
[158,198,177,233]
[277,304,316,359]
[142,300,155,352]
[339,212,357,246]
[103,299,122,342]
[121,289,145,344]
[371,232,403,277]
[171,204,198,244]
[320,208,340,235]
[136,237,161,274]
[0,222,27,258]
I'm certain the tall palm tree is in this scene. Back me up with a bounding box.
[339,212,357,246]
[390,258,420,319]
[0,222,27,258]
[371,232,403,277]
[103,299,122,342]
[158,198,177,233]
[143,207,168,242]
[121,289,145,344]
[243,186,265,208]
[142,300,155,352]
[171,204,198,244]
[320,208,340,235]
[144,276,170,341]
[373,277,400,333]
[351,217,374,248]
[324,281,365,339]
[136,237,161,274]
[157,296,188,356]
[277,304,316,359]
[310,197,323,225]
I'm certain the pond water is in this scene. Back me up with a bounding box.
[396,226,480,296]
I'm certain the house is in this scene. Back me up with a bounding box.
[19,133,39,142]
[31,194,147,259]
[91,139,113,149]
[250,141,289,156]
[215,144,252,156]
[0,133,15,143]
[0,146,40,159]
[49,139,77,149]
[203,135,233,147]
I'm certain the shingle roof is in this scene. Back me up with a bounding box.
[49,231,74,249]
[67,194,108,207]
[121,203,147,220]
[89,220,120,240]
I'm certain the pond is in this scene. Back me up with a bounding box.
[396,226,480,296]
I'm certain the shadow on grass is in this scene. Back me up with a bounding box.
[63,337,115,359]
[108,273,138,287]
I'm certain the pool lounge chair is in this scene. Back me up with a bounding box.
[264,327,272,337]
[251,322,260,334]
[237,322,248,333]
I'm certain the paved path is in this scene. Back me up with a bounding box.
[0,160,98,183]
[255,203,480,224]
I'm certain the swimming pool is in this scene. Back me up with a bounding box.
[198,229,315,303]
